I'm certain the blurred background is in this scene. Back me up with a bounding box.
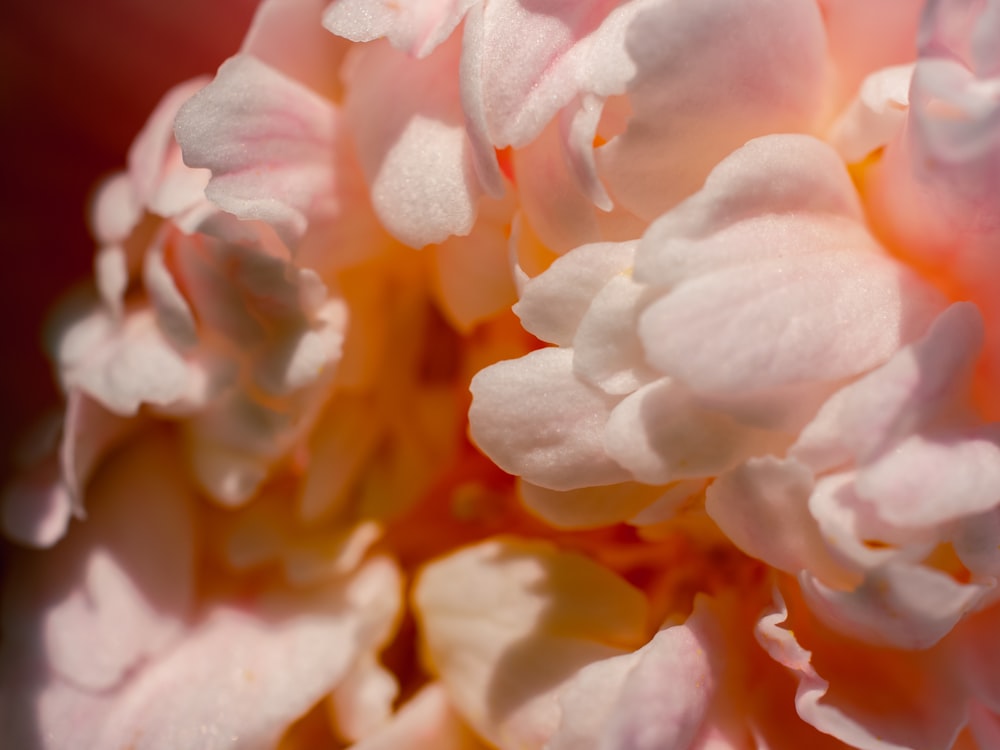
[0,0,258,486]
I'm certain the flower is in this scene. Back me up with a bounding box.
[3,0,1000,748]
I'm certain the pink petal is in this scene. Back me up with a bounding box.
[511,117,645,253]
[90,172,142,248]
[413,537,649,749]
[4,435,194,692]
[2,457,74,548]
[953,509,1000,577]
[817,0,924,113]
[706,457,858,590]
[757,587,968,750]
[468,0,639,149]
[800,563,988,649]
[635,136,942,401]
[57,309,203,416]
[855,428,1000,528]
[806,471,936,573]
[323,0,477,59]
[603,379,788,485]
[550,596,717,750]
[572,272,657,395]
[143,247,198,352]
[330,654,398,741]
[94,557,401,749]
[860,1,1000,298]
[513,239,636,346]
[468,348,631,490]
[174,54,340,247]
[245,0,351,101]
[597,0,827,221]
[827,64,913,163]
[343,35,483,247]
[430,194,518,332]
[792,302,984,474]
[127,78,210,215]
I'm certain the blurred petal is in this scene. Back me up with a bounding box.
[414,537,649,749]
[94,557,401,749]
[351,683,490,750]
[323,0,477,59]
[550,596,716,750]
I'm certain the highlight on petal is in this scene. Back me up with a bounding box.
[342,34,486,247]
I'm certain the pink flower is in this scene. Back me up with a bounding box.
[4,0,1000,748]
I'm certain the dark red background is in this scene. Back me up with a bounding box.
[1,0,258,483]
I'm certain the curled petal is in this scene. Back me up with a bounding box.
[469,348,631,491]
[757,587,968,750]
[513,240,636,347]
[175,55,340,247]
[800,563,988,650]
[604,379,788,486]
[635,136,942,400]
[706,457,858,590]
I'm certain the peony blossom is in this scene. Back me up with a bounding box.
[3,0,1000,748]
